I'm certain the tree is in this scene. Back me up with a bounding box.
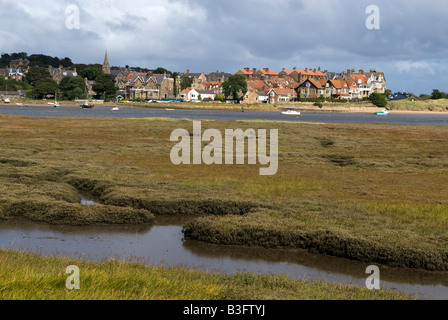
[81,66,103,80]
[0,77,31,91]
[368,93,388,108]
[60,57,73,68]
[25,66,52,85]
[180,77,193,91]
[59,76,86,100]
[431,89,447,100]
[223,74,247,101]
[92,74,117,100]
[33,78,59,99]
[172,72,179,97]
[152,67,171,75]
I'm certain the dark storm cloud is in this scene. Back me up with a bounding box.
[0,0,447,94]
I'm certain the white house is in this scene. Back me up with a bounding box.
[186,89,216,101]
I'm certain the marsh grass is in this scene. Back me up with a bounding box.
[0,249,414,300]
[0,115,447,271]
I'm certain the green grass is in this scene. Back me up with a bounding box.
[0,249,414,300]
[0,115,447,273]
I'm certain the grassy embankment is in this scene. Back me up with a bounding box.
[0,249,413,300]
[0,115,447,273]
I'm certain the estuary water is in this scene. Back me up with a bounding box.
[0,216,447,300]
[0,104,447,126]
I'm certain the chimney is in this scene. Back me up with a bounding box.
[264,67,269,72]
[324,70,328,73]
[252,68,257,74]
[245,67,250,72]
[318,67,321,71]
[313,68,316,73]
[305,68,308,72]
[217,69,219,73]
[282,68,285,71]
[347,69,351,76]
[359,69,364,74]
[186,69,190,74]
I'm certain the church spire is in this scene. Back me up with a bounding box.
[102,50,111,74]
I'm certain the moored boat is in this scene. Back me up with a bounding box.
[375,109,389,116]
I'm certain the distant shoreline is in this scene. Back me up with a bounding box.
[3,100,448,115]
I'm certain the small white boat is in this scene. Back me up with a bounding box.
[16,103,22,106]
[282,110,301,115]
[165,108,175,111]
[4,98,10,103]
[375,109,389,116]
[111,107,119,111]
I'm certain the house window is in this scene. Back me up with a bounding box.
[306,82,311,88]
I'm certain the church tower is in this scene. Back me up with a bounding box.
[102,50,111,74]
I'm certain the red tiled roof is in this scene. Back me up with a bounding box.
[237,69,253,75]
[297,79,323,89]
[248,80,268,92]
[258,68,278,76]
[293,69,326,77]
[328,79,348,89]
[209,81,222,87]
[271,88,297,95]
[350,74,368,84]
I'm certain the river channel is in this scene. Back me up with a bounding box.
[0,212,446,300]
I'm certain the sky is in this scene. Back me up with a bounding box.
[1,0,447,95]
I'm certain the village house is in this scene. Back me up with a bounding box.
[278,68,293,78]
[126,73,175,100]
[295,79,324,99]
[48,65,78,84]
[84,78,96,97]
[206,70,232,82]
[178,70,207,90]
[345,78,361,99]
[242,80,270,104]
[243,89,268,104]
[364,70,386,94]
[288,67,326,83]
[180,88,215,102]
[268,88,297,104]
[254,68,278,80]
[235,68,257,79]
[202,81,224,97]
[325,79,351,99]
[349,72,372,98]
[6,59,30,81]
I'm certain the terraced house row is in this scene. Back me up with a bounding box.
[237,67,386,104]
